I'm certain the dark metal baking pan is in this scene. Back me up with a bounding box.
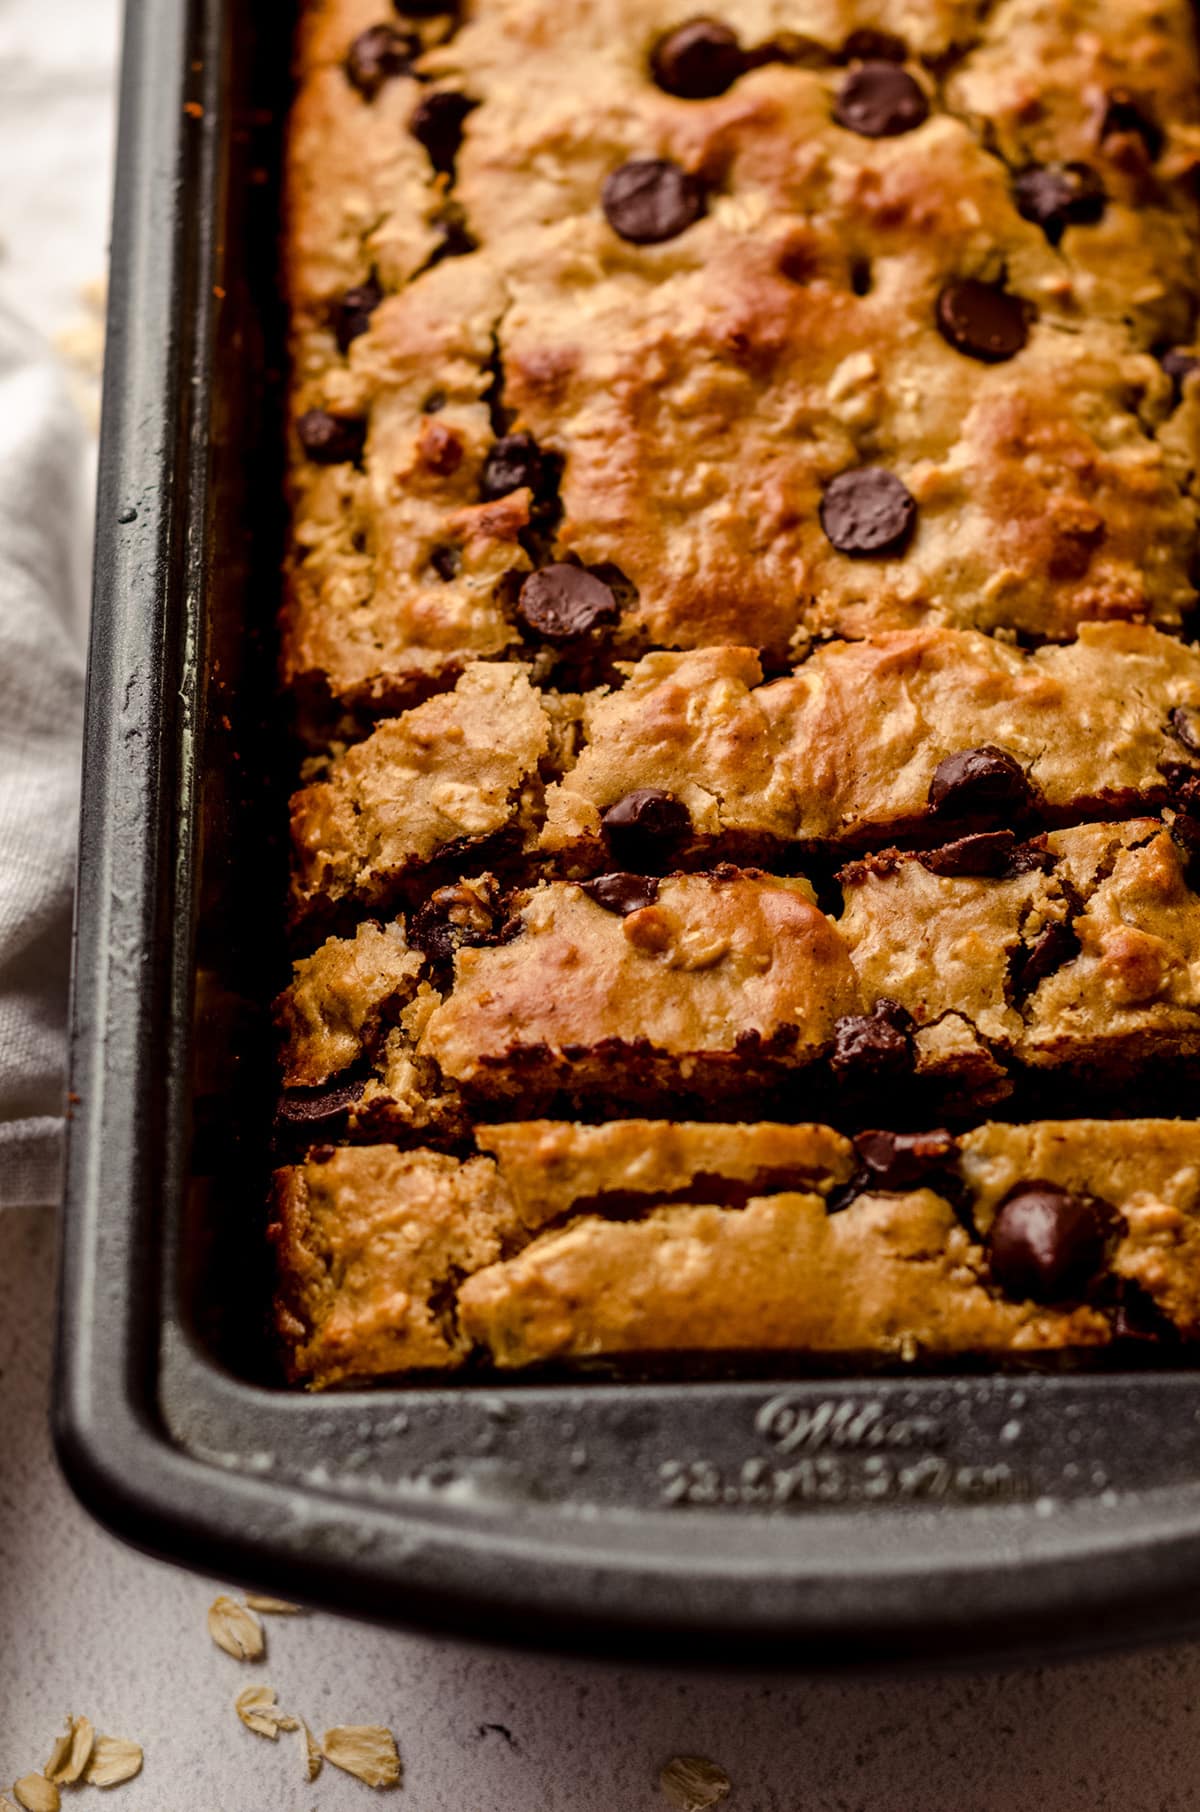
[54,0,1200,1663]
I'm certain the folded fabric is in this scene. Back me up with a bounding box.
[0,303,87,1206]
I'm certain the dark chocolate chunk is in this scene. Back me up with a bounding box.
[988,1182,1107,1303]
[296,409,366,465]
[830,998,915,1081]
[935,279,1030,363]
[1009,917,1080,1002]
[1013,162,1106,244]
[919,831,1019,878]
[839,28,906,62]
[335,277,384,353]
[1169,811,1200,888]
[581,872,662,915]
[1162,348,1200,405]
[1100,88,1163,161]
[345,24,418,98]
[927,745,1033,820]
[854,1126,956,1190]
[602,158,706,244]
[601,788,691,846]
[1169,704,1200,756]
[430,543,462,581]
[516,564,618,640]
[409,90,478,175]
[832,61,928,137]
[410,882,498,965]
[819,466,917,557]
[276,1078,365,1131]
[652,18,746,98]
[481,432,556,504]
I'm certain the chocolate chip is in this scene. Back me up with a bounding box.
[1169,703,1200,755]
[409,90,478,175]
[481,432,555,504]
[345,24,419,98]
[988,1182,1107,1303]
[1162,348,1200,405]
[830,998,915,1081]
[334,277,383,352]
[918,830,1019,878]
[1169,811,1200,888]
[276,1078,365,1131]
[936,279,1030,363]
[1009,917,1080,1002]
[1100,89,1163,161]
[854,1126,956,1190]
[819,466,917,557]
[601,788,691,848]
[296,409,366,465]
[423,389,447,413]
[832,61,928,137]
[581,872,661,915]
[430,543,462,581]
[516,564,619,641]
[652,18,746,97]
[602,158,706,244]
[409,882,498,966]
[1165,763,1200,818]
[927,746,1033,820]
[839,28,906,62]
[1013,162,1107,245]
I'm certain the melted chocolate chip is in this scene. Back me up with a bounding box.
[839,28,906,62]
[345,24,419,98]
[276,1078,365,1131]
[819,467,917,557]
[1100,88,1163,161]
[422,389,447,413]
[409,883,498,966]
[854,1126,956,1190]
[652,18,746,98]
[918,830,1019,878]
[581,872,661,915]
[516,564,618,641]
[830,998,915,1081]
[989,1182,1107,1303]
[833,61,928,137]
[409,90,478,175]
[429,207,478,263]
[1169,703,1200,756]
[296,409,366,465]
[1169,811,1200,888]
[335,277,383,353]
[1013,162,1107,244]
[481,432,557,505]
[1162,348,1200,405]
[601,788,692,847]
[602,158,706,244]
[1009,917,1080,1002]
[936,279,1030,363]
[927,746,1033,820]
[430,543,462,581]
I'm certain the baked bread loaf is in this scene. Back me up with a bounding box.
[274,0,1200,1378]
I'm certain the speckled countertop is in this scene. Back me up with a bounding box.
[6,3,1200,1805]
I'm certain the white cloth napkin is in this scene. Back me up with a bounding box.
[0,305,87,1206]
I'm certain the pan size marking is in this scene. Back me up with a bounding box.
[657,1453,1025,1509]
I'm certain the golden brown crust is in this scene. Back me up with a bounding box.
[289,664,552,925]
[269,1146,515,1382]
[457,1188,1110,1367]
[541,624,1200,855]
